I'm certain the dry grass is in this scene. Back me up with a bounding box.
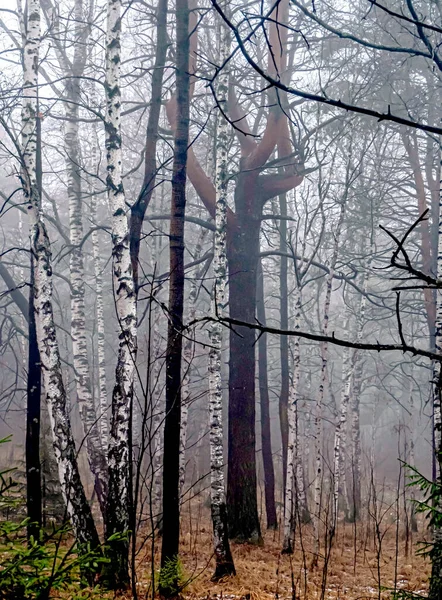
[129,505,430,600]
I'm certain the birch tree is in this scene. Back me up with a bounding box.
[207,13,235,579]
[429,172,442,600]
[21,0,99,554]
[282,284,302,554]
[41,0,108,516]
[103,0,138,588]
[179,227,210,498]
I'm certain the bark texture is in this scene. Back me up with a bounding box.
[180,227,209,498]
[313,199,346,560]
[103,0,138,588]
[22,0,99,553]
[26,258,42,540]
[208,26,236,577]
[282,285,302,554]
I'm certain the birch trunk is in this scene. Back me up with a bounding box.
[313,200,346,562]
[179,227,209,498]
[103,0,138,588]
[333,334,352,528]
[406,371,418,532]
[207,19,235,576]
[150,320,164,530]
[90,176,109,450]
[41,0,108,516]
[279,192,290,491]
[429,168,442,600]
[282,284,301,554]
[26,258,42,540]
[88,69,109,451]
[65,70,107,520]
[347,264,372,522]
[21,0,99,553]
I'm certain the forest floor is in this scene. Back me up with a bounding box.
[129,510,430,600]
[1,506,430,599]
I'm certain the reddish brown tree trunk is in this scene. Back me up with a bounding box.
[226,177,262,543]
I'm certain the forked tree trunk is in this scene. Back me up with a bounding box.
[208,31,235,576]
[103,0,138,589]
[21,0,99,554]
[346,261,372,523]
[160,1,190,595]
[257,261,277,530]
[130,0,168,291]
[175,0,301,543]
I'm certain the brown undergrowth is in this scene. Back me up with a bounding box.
[130,505,430,600]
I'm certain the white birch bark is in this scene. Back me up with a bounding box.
[41,0,108,514]
[21,0,99,549]
[406,370,417,531]
[346,261,372,521]
[90,156,109,450]
[104,0,137,579]
[282,284,301,553]
[150,320,164,528]
[431,169,442,586]
[333,321,352,528]
[179,227,209,498]
[65,75,108,516]
[207,18,235,577]
[313,199,346,560]
[88,55,110,451]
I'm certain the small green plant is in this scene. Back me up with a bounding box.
[406,464,442,556]
[0,527,108,600]
[158,555,186,597]
[388,590,426,600]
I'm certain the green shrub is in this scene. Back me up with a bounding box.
[0,437,110,599]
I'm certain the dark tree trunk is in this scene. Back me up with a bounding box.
[129,3,168,593]
[256,261,278,530]
[226,183,262,543]
[26,258,42,541]
[279,192,289,495]
[160,0,190,595]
